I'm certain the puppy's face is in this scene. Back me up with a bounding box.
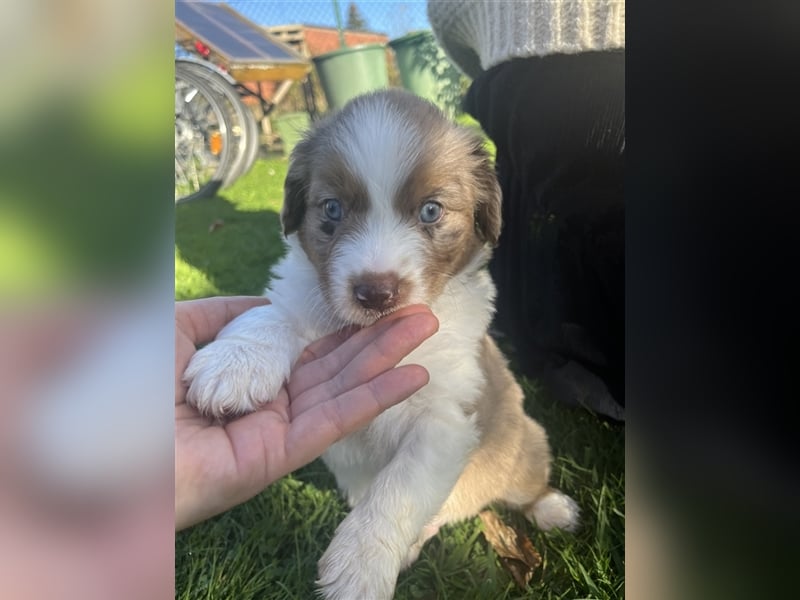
[281,90,501,326]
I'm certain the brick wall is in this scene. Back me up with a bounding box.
[302,26,388,56]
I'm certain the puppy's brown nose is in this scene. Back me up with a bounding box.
[353,273,400,311]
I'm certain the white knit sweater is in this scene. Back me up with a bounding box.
[427,0,625,79]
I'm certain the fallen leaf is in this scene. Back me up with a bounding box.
[479,509,542,588]
[208,219,224,233]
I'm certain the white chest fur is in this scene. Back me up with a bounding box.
[319,259,495,507]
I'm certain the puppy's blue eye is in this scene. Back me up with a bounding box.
[419,201,443,224]
[323,198,343,221]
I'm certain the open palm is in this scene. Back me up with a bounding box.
[175,297,437,530]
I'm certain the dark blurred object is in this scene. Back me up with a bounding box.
[466,51,625,420]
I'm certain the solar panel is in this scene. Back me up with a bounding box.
[175,2,311,82]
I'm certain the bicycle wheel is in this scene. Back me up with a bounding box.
[175,67,236,203]
[176,59,260,188]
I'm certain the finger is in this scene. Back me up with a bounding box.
[289,310,438,417]
[290,305,436,396]
[289,308,437,406]
[176,296,270,347]
[282,364,430,475]
[296,304,434,369]
[293,324,360,369]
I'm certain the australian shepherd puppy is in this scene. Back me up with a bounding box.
[183,89,579,599]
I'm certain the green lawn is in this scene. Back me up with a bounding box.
[175,156,624,599]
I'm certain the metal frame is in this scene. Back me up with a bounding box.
[175,2,314,117]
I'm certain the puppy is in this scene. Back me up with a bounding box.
[183,89,579,599]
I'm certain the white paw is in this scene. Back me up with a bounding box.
[317,523,398,600]
[529,490,580,532]
[183,338,292,418]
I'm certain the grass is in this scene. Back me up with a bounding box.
[176,159,287,300]
[175,154,624,599]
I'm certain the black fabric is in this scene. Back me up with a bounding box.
[464,51,625,408]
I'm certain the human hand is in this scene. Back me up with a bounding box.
[175,297,438,530]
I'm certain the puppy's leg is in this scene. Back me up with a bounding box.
[402,522,441,570]
[317,413,479,600]
[502,419,580,532]
[183,305,308,418]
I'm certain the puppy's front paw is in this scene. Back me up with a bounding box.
[317,526,398,600]
[183,339,292,418]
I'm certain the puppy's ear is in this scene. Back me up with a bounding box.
[472,143,502,246]
[281,139,311,237]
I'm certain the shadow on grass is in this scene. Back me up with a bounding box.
[175,193,285,298]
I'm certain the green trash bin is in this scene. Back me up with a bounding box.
[389,30,461,116]
[389,31,441,103]
[272,111,311,157]
[312,44,389,111]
